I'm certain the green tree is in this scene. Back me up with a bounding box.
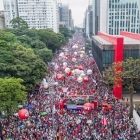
[103,58,140,119]
[57,33,66,47]
[59,25,72,41]
[0,78,26,116]
[0,42,47,90]
[35,48,53,63]
[10,28,24,36]
[0,31,17,43]
[38,29,61,52]
[31,40,46,49]
[10,17,28,29]
[18,35,32,45]
[22,28,40,40]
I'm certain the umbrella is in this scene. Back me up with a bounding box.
[18,105,23,108]
[27,105,33,109]
[40,112,48,116]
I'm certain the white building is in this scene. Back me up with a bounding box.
[3,0,59,33]
[100,0,140,35]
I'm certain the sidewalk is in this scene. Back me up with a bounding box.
[121,94,140,103]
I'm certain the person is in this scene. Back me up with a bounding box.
[0,121,3,140]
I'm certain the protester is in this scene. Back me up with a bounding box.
[1,30,140,140]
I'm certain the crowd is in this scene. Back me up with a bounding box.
[1,30,140,140]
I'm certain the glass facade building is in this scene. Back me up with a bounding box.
[92,38,140,73]
[100,0,140,35]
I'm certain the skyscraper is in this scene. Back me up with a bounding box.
[100,0,140,35]
[58,3,74,29]
[92,0,100,35]
[84,5,93,38]
[3,0,59,33]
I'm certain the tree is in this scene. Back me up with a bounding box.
[0,40,47,90]
[22,28,40,40]
[0,31,17,43]
[18,35,32,45]
[57,33,66,47]
[35,48,53,63]
[0,78,26,116]
[31,40,46,49]
[59,25,72,41]
[103,58,140,119]
[10,17,29,29]
[38,29,61,52]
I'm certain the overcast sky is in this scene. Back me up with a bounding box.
[60,0,89,26]
[0,0,89,26]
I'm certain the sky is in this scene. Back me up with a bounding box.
[60,0,89,26]
[0,0,89,26]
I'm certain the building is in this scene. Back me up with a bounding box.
[92,0,100,35]
[92,31,140,99]
[92,31,140,72]
[3,0,59,33]
[84,5,93,38]
[59,4,69,28]
[100,0,140,35]
[69,9,74,30]
[0,11,5,29]
[71,19,74,30]
[58,3,74,29]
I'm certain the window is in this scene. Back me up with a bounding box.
[124,50,139,60]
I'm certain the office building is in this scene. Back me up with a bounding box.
[69,9,74,30]
[58,4,69,28]
[92,0,100,35]
[3,0,59,33]
[92,30,140,99]
[100,0,140,35]
[92,31,140,73]
[0,11,5,29]
[84,5,93,38]
[58,3,74,29]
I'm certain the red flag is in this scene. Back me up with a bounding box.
[102,116,107,126]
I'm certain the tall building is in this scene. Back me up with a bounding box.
[3,0,59,33]
[100,0,140,35]
[0,11,5,29]
[84,5,93,38]
[58,3,74,29]
[69,9,72,30]
[92,0,100,35]
[61,4,69,28]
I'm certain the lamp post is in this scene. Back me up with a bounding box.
[49,87,55,139]
[44,77,58,140]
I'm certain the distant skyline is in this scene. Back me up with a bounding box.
[0,0,89,27]
[60,0,89,27]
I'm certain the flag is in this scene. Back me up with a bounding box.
[102,116,107,126]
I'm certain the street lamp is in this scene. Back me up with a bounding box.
[43,79,58,140]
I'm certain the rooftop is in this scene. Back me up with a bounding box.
[120,35,140,45]
[92,35,140,45]
[92,36,112,45]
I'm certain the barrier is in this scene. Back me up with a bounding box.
[133,109,140,130]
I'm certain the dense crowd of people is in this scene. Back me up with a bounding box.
[1,30,140,140]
